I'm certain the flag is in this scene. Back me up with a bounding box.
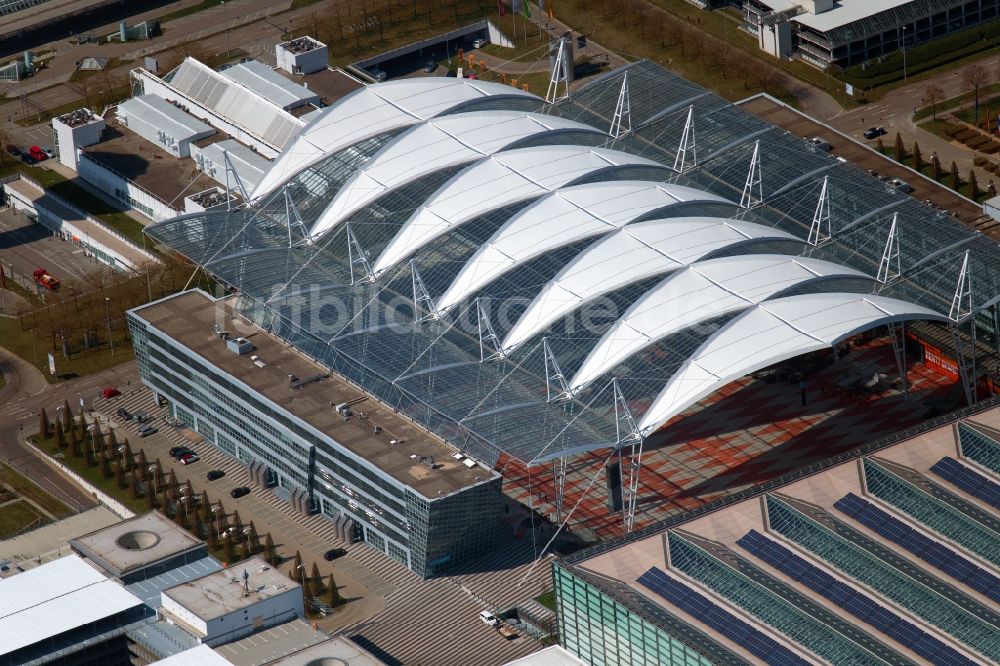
[499,0,505,16]
[523,0,531,18]
[548,1,555,19]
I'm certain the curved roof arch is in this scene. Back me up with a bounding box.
[307,110,602,240]
[251,78,537,201]
[501,217,799,353]
[436,181,731,312]
[371,147,668,276]
[570,255,871,391]
[636,293,949,435]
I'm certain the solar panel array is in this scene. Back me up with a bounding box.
[0,0,48,17]
[636,566,809,666]
[931,456,1000,510]
[957,423,1000,475]
[834,492,1000,603]
[736,529,978,666]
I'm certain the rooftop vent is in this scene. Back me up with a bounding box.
[227,337,254,355]
[419,456,435,469]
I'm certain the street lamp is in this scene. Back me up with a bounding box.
[117,444,128,470]
[147,464,159,496]
[105,298,114,357]
[221,1,231,59]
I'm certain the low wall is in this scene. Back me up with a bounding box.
[24,439,136,520]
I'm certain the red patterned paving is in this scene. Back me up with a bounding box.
[499,338,961,540]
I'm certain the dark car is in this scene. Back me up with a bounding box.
[323,547,347,561]
[230,486,250,499]
[116,408,132,420]
[6,145,20,157]
[863,126,887,140]
[137,424,158,437]
[423,61,437,73]
[207,469,226,481]
[170,446,195,458]
[20,153,36,164]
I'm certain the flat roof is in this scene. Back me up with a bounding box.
[162,556,299,622]
[757,0,913,32]
[200,139,271,193]
[0,555,143,655]
[221,60,319,110]
[261,636,388,666]
[70,511,204,578]
[119,95,215,141]
[155,644,232,666]
[132,290,498,498]
[297,67,365,107]
[214,619,331,666]
[83,124,221,205]
[501,646,586,666]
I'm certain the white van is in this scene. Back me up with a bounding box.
[472,38,487,48]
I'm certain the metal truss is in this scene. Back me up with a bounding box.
[543,338,572,402]
[876,213,900,286]
[948,251,977,407]
[610,72,631,139]
[672,106,697,173]
[807,176,831,246]
[553,456,567,525]
[410,259,438,322]
[886,321,909,401]
[545,37,570,104]
[346,223,375,285]
[282,185,311,245]
[222,150,251,204]
[740,140,763,209]
[476,298,504,363]
[613,379,644,534]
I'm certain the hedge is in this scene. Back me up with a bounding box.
[981,143,1000,155]
[954,128,979,141]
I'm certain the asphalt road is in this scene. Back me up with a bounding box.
[0,349,140,513]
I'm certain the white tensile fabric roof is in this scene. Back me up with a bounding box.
[637,293,948,434]
[251,78,536,200]
[308,110,600,240]
[206,76,950,446]
[372,147,669,276]
[436,181,729,312]
[502,217,801,353]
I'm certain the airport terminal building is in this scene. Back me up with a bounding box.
[128,291,502,577]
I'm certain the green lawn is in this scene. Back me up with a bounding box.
[0,500,45,538]
[0,462,72,519]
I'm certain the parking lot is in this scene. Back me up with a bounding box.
[0,205,106,292]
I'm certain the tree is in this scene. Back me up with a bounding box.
[951,160,961,190]
[290,551,303,582]
[912,142,922,172]
[962,63,991,127]
[55,419,66,450]
[232,511,244,543]
[924,83,945,121]
[264,533,279,566]
[116,460,127,489]
[200,490,212,522]
[38,407,51,439]
[62,400,73,427]
[100,446,112,479]
[146,481,157,510]
[129,467,139,499]
[894,132,905,161]
[246,522,260,555]
[207,520,219,550]
[224,531,236,563]
[69,424,81,457]
[969,169,979,199]
[122,440,133,471]
[310,562,323,596]
[167,469,178,500]
[876,137,885,154]
[989,181,998,198]
[327,573,341,606]
[932,154,942,181]
[137,450,148,478]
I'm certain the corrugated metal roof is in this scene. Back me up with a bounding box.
[0,555,143,655]
[119,95,214,141]
[199,139,271,193]
[220,60,318,110]
[166,58,305,150]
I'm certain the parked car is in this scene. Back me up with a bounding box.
[6,145,20,157]
[170,446,195,458]
[472,38,487,48]
[230,486,250,499]
[863,126,887,140]
[137,424,158,437]
[323,548,347,561]
[116,408,132,420]
[423,61,437,73]
[101,387,121,399]
[133,410,149,423]
[479,610,499,626]
[42,147,55,158]
[180,453,199,465]
[20,153,36,164]
[28,146,47,161]
[207,469,226,481]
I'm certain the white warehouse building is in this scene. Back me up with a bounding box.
[220,59,320,111]
[118,95,215,158]
[192,138,271,195]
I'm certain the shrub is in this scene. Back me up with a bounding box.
[944,123,968,137]
[974,156,990,166]
[954,128,979,141]
[965,135,989,148]
[980,143,1000,155]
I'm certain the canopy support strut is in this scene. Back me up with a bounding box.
[346,223,374,285]
[543,338,572,402]
[553,456,567,525]
[411,260,438,322]
[476,298,504,362]
[740,140,763,209]
[610,72,631,139]
[876,213,901,286]
[887,321,909,401]
[545,37,569,104]
[807,176,831,246]
[949,251,977,407]
[672,106,697,173]
[613,379,643,534]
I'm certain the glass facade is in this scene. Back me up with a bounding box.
[128,304,502,577]
[957,422,1000,475]
[554,564,723,666]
